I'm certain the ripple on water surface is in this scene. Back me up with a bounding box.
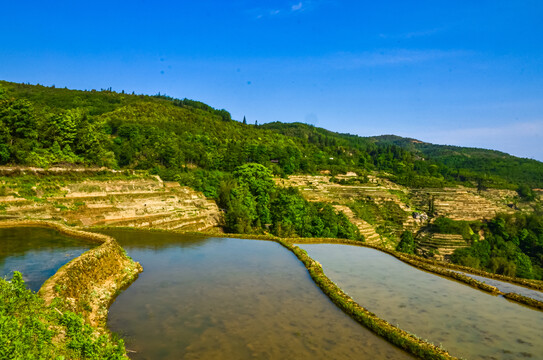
[101,230,413,360]
[297,243,543,360]
[0,227,93,291]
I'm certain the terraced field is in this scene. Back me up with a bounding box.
[278,174,521,255]
[0,170,222,231]
[410,188,516,221]
[416,233,469,260]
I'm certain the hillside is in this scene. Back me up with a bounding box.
[0,168,221,231]
[1,80,542,279]
[369,134,543,188]
[2,80,543,190]
[262,122,543,189]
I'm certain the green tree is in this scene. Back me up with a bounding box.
[0,120,10,163]
[428,195,435,217]
[43,109,82,147]
[233,163,275,226]
[517,184,535,201]
[396,231,416,254]
[515,252,534,279]
[0,99,38,141]
[224,185,257,233]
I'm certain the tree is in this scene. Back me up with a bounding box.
[0,99,38,141]
[517,184,535,201]
[396,231,416,254]
[243,116,247,125]
[0,120,10,163]
[515,252,534,279]
[224,186,257,233]
[428,195,435,217]
[43,109,82,147]
[0,98,39,163]
[233,163,275,226]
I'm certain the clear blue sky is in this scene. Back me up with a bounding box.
[1,1,542,160]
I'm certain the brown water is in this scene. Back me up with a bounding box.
[0,227,93,291]
[298,243,543,360]
[101,230,413,360]
[452,270,543,301]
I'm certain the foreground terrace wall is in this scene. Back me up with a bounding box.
[0,220,143,328]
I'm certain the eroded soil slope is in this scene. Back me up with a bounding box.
[0,168,221,231]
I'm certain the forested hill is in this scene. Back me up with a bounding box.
[261,122,543,190]
[369,134,543,188]
[1,80,543,192]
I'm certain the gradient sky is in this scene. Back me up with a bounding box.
[1,1,542,160]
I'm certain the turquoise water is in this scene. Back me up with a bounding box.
[0,227,93,291]
[101,230,413,360]
[298,243,543,360]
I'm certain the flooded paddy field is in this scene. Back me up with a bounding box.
[100,230,413,360]
[298,243,543,360]
[452,270,543,302]
[0,226,94,291]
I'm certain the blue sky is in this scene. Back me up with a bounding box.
[1,1,542,160]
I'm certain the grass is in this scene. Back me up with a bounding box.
[0,220,143,328]
[0,272,126,359]
[388,189,412,208]
[349,198,408,244]
[0,169,154,201]
[41,238,143,327]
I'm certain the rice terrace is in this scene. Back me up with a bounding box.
[2,1,543,359]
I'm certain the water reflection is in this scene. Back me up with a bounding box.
[452,270,543,302]
[0,227,94,291]
[101,229,413,360]
[298,243,543,360]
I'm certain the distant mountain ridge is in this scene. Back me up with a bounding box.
[1,80,542,190]
[261,121,543,189]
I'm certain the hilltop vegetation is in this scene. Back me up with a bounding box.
[369,134,543,189]
[1,80,542,249]
[450,213,543,280]
[2,80,543,190]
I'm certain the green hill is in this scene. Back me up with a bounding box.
[369,134,543,188]
[2,80,542,191]
[2,80,543,278]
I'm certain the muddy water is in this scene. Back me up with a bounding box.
[0,227,93,291]
[101,230,413,360]
[298,243,543,360]
[452,270,543,301]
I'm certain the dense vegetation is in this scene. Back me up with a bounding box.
[396,231,416,254]
[449,213,543,280]
[429,217,480,241]
[0,272,125,359]
[1,80,542,240]
[349,198,408,241]
[369,135,543,189]
[2,81,543,189]
[216,163,360,239]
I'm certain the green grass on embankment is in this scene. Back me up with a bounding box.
[0,272,127,360]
